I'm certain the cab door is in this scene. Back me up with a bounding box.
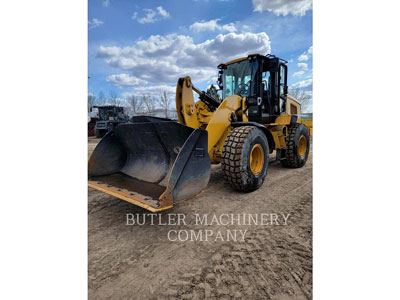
[278,64,288,113]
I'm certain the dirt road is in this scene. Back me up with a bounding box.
[88,136,312,299]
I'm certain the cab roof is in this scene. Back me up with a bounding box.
[224,53,262,66]
[221,54,288,68]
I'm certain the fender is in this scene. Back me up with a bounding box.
[205,95,242,154]
[230,121,275,150]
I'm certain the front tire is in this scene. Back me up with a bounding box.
[280,123,310,168]
[222,126,269,192]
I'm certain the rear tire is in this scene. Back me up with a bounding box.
[222,126,269,192]
[280,123,310,168]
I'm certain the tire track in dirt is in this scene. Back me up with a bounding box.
[157,180,312,300]
[159,235,312,300]
[88,140,312,300]
[155,148,312,300]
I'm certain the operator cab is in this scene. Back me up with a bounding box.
[95,105,127,122]
[218,54,288,123]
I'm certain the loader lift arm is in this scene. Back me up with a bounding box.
[89,53,311,212]
[176,76,242,160]
[191,85,220,112]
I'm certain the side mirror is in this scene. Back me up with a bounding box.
[217,77,223,89]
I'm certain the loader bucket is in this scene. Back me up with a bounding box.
[88,117,211,212]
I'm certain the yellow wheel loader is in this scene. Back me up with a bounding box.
[88,54,312,212]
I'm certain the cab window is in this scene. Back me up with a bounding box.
[279,65,286,96]
[262,71,270,91]
[279,64,287,113]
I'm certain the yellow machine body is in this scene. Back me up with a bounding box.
[176,76,312,165]
[88,53,312,211]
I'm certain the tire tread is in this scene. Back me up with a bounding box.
[222,126,258,191]
[281,123,308,168]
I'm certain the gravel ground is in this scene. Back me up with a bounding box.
[88,136,312,299]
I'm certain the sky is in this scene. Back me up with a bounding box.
[88,0,312,110]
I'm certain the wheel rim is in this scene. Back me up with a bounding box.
[298,135,307,158]
[250,144,264,175]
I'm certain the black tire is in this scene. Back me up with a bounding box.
[280,123,310,168]
[222,126,269,192]
[95,129,104,138]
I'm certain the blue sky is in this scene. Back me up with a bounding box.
[89,0,312,106]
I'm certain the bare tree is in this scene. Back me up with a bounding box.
[141,94,155,114]
[88,94,96,111]
[128,94,142,115]
[97,91,106,106]
[288,88,312,109]
[108,90,118,106]
[157,90,172,118]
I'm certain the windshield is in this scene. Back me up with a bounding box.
[222,59,258,99]
[99,107,119,121]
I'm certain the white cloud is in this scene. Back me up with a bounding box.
[134,6,170,24]
[103,0,109,7]
[240,24,253,32]
[252,0,312,16]
[190,19,237,33]
[190,19,219,32]
[297,45,313,61]
[208,77,218,84]
[297,62,308,70]
[156,6,169,18]
[138,9,157,23]
[302,90,313,112]
[291,78,312,88]
[97,32,271,86]
[97,46,120,57]
[293,71,304,77]
[123,85,176,99]
[88,18,104,29]
[221,23,237,32]
[106,74,147,87]
[298,53,308,61]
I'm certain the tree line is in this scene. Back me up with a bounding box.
[88,86,311,118]
[288,88,312,111]
[88,90,174,118]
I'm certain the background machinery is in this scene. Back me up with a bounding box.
[88,106,99,136]
[88,54,312,212]
[93,105,129,138]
